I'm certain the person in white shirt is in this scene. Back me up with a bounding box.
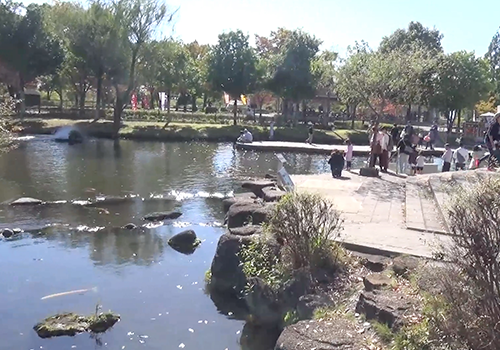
[441,143,453,172]
[237,129,253,143]
[415,151,425,174]
[345,139,354,170]
[380,127,390,172]
[454,142,469,170]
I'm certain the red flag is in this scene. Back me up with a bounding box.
[131,92,138,111]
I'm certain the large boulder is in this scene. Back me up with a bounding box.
[223,192,258,212]
[242,180,275,197]
[10,197,43,206]
[261,187,287,202]
[363,273,393,291]
[143,211,182,221]
[275,318,364,350]
[355,290,416,329]
[210,233,257,295]
[240,322,281,350]
[228,225,264,236]
[245,277,283,325]
[359,167,379,177]
[168,229,200,254]
[227,202,274,228]
[296,294,333,320]
[33,312,120,338]
[1,228,14,238]
[392,255,421,277]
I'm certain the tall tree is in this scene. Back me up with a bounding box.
[0,2,64,116]
[267,29,321,121]
[432,51,491,132]
[486,28,500,105]
[379,21,443,54]
[107,0,171,137]
[207,30,257,125]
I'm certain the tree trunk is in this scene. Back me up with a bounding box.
[79,88,86,117]
[457,109,462,132]
[149,88,155,109]
[166,90,171,113]
[202,94,207,109]
[351,105,357,129]
[19,77,25,120]
[417,105,422,122]
[406,103,412,121]
[47,90,50,101]
[95,72,103,121]
[191,94,197,112]
[113,93,122,139]
[233,98,237,125]
[283,99,288,123]
[258,102,263,125]
[56,89,63,111]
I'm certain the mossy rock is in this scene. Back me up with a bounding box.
[34,312,120,338]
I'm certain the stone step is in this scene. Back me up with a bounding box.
[406,179,448,234]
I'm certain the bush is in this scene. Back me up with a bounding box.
[430,177,500,350]
[239,239,284,290]
[268,192,344,273]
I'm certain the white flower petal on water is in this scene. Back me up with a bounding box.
[198,320,203,323]
[188,328,194,333]
[139,340,145,344]
[179,343,185,348]
[127,332,134,336]
[139,335,148,339]
[204,320,208,324]
[236,330,241,335]
[176,285,183,290]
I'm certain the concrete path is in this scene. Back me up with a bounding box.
[291,172,452,258]
[237,141,445,156]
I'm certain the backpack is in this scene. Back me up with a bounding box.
[456,150,466,164]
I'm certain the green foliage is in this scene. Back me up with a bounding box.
[207,30,257,124]
[269,192,344,273]
[486,28,500,105]
[239,239,284,290]
[282,309,299,326]
[393,319,432,350]
[268,29,321,104]
[371,321,394,344]
[379,21,443,54]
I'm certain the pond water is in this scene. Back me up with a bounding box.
[0,137,358,350]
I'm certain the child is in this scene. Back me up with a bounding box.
[441,143,453,172]
[416,151,425,174]
[328,150,345,178]
[345,139,353,171]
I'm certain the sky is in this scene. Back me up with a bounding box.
[22,0,500,57]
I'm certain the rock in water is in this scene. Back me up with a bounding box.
[122,223,137,230]
[168,230,200,254]
[143,211,182,221]
[1,228,14,238]
[10,197,43,206]
[33,312,120,338]
[241,180,275,197]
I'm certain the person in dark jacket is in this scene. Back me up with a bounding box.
[328,150,345,178]
[486,113,500,152]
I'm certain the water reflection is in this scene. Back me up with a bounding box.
[0,138,346,350]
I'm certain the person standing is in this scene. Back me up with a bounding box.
[486,113,500,152]
[306,122,314,144]
[454,142,469,171]
[269,120,275,140]
[391,124,400,144]
[328,150,345,178]
[397,137,411,174]
[345,139,353,171]
[416,151,425,174]
[369,126,383,168]
[380,127,390,172]
[441,144,453,172]
[404,121,414,140]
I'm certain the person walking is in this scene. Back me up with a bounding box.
[415,151,425,175]
[369,126,383,168]
[441,143,453,172]
[486,112,500,153]
[306,122,314,144]
[391,124,400,144]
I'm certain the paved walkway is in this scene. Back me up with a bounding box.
[237,141,445,156]
[291,172,452,258]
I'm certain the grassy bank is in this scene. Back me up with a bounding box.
[12,118,371,145]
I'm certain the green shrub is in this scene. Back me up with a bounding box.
[372,321,394,344]
[239,239,284,290]
[435,177,500,350]
[268,192,344,273]
[282,309,299,326]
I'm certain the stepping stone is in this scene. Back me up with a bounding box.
[363,273,392,291]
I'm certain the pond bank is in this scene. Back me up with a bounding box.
[11,118,370,145]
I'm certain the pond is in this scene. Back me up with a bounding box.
[0,137,361,350]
